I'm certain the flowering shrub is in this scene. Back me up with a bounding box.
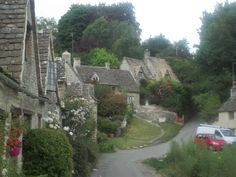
[64,97,92,137]
[63,97,98,177]
[43,111,61,130]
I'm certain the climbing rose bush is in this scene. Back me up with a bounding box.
[43,111,61,129]
[64,97,92,137]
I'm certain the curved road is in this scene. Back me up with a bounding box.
[91,120,199,177]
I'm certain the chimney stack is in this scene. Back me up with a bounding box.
[144,49,150,59]
[62,51,71,65]
[231,81,236,98]
[73,57,81,70]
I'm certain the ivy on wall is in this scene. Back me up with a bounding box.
[0,111,8,173]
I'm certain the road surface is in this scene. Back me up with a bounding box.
[91,120,199,177]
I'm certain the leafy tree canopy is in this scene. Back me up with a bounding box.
[55,3,141,57]
[87,48,120,69]
[36,17,58,35]
[197,2,236,74]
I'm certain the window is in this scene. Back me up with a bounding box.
[229,112,234,120]
[127,96,133,104]
[47,60,57,91]
[215,130,222,138]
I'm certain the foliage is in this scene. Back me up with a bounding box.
[36,17,58,35]
[193,92,221,122]
[71,137,98,177]
[64,97,93,138]
[144,141,236,177]
[23,129,73,177]
[197,2,236,74]
[98,91,127,117]
[143,79,191,115]
[174,39,191,58]
[97,118,119,135]
[97,132,115,152]
[0,112,7,173]
[142,34,172,56]
[63,97,98,177]
[55,3,141,57]
[43,111,61,130]
[95,85,111,101]
[87,48,120,68]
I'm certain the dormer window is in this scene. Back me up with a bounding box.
[91,73,99,84]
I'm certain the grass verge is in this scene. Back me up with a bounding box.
[157,122,182,143]
[108,117,161,150]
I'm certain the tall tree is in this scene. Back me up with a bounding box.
[197,2,236,73]
[174,39,191,58]
[55,3,141,55]
[142,34,172,57]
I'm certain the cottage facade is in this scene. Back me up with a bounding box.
[215,82,236,130]
[75,63,140,108]
[0,0,60,169]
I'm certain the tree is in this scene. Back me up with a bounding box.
[174,39,191,58]
[55,3,141,55]
[36,17,58,35]
[87,48,120,68]
[197,2,236,73]
[142,34,172,56]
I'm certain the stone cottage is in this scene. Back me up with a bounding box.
[0,0,60,169]
[75,62,140,108]
[215,82,236,131]
[56,51,98,140]
[120,49,178,84]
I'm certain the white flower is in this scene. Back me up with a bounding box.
[63,126,70,131]
[69,132,73,136]
[2,168,7,176]
[49,124,54,129]
[48,117,53,123]
[48,111,52,115]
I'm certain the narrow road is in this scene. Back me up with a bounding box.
[91,119,199,177]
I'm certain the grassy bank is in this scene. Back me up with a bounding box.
[109,117,161,149]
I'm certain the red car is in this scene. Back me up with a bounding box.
[194,133,225,150]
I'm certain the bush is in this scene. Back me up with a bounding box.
[23,129,73,177]
[72,137,99,177]
[98,92,127,117]
[144,141,236,177]
[97,132,115,152]
[97,118,119,135]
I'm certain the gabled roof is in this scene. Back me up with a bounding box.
[0,0,28,81]
[76,66,139,93]
[123,57,153,80]
[38,30,51,90]
[219,97,236,112]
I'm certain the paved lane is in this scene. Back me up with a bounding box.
[91,120,199,177]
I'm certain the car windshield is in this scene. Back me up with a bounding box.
[221,129,236,137]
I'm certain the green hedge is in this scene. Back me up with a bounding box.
[23,129,73,177]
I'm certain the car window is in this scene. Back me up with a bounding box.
[215,130,222,138]
[221,129,236,137]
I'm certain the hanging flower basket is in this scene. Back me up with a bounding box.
[7,138,22,157]
[9,147,20,157]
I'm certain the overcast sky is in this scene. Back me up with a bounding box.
[35,0,236,52]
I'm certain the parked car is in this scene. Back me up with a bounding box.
[196,124,236,144]
[194,133,225,150]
